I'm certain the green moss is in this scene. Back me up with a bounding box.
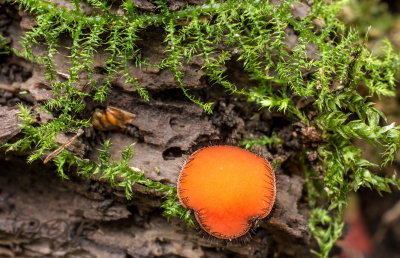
[0,34,10,55]
[2,0,400,256]
[240,134,283,150]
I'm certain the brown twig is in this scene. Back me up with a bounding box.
[43,129,84,164]
[0,83,19,94]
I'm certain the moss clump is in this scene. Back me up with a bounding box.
[2,0,400,256]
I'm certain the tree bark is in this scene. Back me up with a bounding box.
[0,1,313,257]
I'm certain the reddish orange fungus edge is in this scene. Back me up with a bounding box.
[177,145,276,240]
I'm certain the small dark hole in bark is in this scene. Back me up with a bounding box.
[35,82,52,90]
[94,66,107,75]
[162,147,183,160]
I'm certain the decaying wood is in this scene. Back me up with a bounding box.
[0,106,21,144]
[0,1,314,257]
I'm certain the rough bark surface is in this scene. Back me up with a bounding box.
[0,1,315,257]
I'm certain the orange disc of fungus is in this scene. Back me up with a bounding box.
[177,145,276,239]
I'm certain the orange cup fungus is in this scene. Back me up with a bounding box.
[177,145,276,239]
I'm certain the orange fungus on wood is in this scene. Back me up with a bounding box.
[177,145,276,239]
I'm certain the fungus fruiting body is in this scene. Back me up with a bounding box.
[177,145,276,239]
